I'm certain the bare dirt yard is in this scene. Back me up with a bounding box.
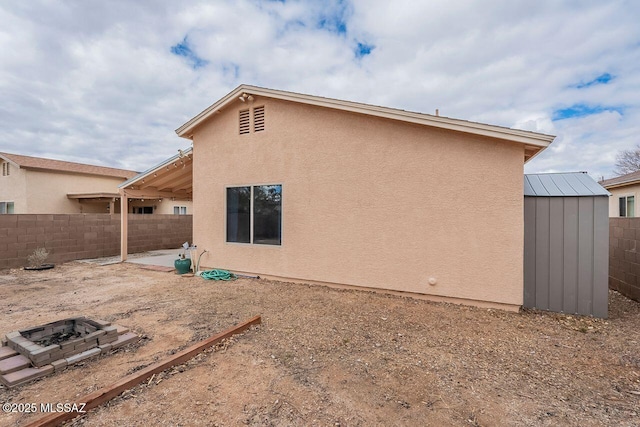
[1,261,639,427]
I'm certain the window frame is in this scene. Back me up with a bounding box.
[225,183,282,246]
[132,206,154,214]
[619,195,635,217]
[173,206,187,215]
[0,201,14,214]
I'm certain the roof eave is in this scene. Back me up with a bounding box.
[175,85,556,149]
[18,166,132,180]
[0,153,21,168]
[67,193,120,199]
[119,147,193,189]
[602,180,640,190]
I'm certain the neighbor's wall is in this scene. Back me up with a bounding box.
[609,217,640,302]
[607,184,640,217]
[0,214,192,269]
[192,97,525,308]
[25,170,126,214]
[0,162,27,213]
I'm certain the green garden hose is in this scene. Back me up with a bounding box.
[200,269,237,281]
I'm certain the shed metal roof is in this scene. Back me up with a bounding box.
[524,173,610,197]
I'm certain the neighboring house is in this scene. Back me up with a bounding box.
[0,152,192,215]
[0,152,137,214]
[124,85,555,310]
[599,170,640,217]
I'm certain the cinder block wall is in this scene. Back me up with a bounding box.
[126,215,193,254]
[609,217,640,302]
[0,214,192,269]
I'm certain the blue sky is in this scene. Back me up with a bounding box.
[0,0,638,179]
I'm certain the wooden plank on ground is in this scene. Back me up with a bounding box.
[26,315,261,427]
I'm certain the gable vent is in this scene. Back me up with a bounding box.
[254,106,265,132]
[239,109,250,135]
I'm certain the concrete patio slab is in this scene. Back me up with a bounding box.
[78,249,189,269]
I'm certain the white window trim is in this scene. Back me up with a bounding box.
[619,194,635,217]
[0,201,14,214]
[224,183,282,247]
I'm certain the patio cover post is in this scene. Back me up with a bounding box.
[120,189,128,261]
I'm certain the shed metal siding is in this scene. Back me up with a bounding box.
[592,198,609,318]
[523,195,609,318]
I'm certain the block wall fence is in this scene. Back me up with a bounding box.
[0,214,192,269]
[609,217,640,302]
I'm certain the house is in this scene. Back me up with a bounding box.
[0,152,191,215]
[599,170,640,217]
[122,85,555,310]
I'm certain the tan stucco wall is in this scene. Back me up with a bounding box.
[191,98,525,307]
[0,162,27,212]
[607,185,639,217]
[24,170,125,214]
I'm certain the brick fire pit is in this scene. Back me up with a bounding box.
[0,317,138,388]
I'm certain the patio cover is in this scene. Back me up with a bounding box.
[118,147,193,261]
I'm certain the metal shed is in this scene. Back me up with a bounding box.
[524,172,610,318]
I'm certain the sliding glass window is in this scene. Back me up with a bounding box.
[253,185,282,245]
[226,187,251,243]
[226,185,281,245]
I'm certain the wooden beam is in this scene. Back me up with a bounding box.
[120,189,128,262]
[159,174,193,193]
[147,165,192,189]
[26,315,262,427]
[121,188,188,199]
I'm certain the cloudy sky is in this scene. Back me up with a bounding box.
[1,1,638,179]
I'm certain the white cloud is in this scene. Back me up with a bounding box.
[0,0,638,179]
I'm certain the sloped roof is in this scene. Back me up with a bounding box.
[599,170,640,189]
[119,147,192,200]
[524,172,610,197]
[176,84,555,163]
[0,152,137,180]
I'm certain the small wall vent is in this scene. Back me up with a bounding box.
[239,109,250,135]
[254,106,265,132]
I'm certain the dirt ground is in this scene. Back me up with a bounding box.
[0,261,639,427]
